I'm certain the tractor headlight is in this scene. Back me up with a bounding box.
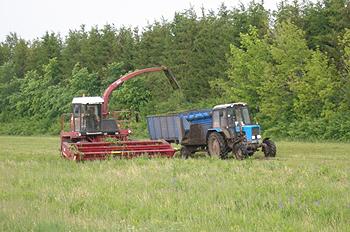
[257,135,261,139]
[252,135,256,140]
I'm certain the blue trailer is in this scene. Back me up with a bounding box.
[147,109,212,144]
[147,103,277,159]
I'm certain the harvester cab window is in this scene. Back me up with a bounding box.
[73,105,80,116]
[82,104,101,132]
[80,105,87,131]
[73,104,81,131]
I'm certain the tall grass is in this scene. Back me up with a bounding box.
[0,136,349,231]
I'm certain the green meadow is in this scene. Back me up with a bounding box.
[0,136,349,231]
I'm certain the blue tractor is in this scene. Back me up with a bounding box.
[147,102,276,159]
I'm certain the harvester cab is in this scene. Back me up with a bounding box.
[71,96,121,136]
[71,97,104,135]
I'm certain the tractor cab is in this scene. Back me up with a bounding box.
[212,103,261,143]
[71,97,103,134]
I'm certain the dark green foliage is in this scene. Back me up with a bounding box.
[0,0,349,140]
[0,62,18,121]
[339,29,350,110]
[29,32,63,74]
[212,26,271,114]
[263,20,311,128]
[69,63,101,96]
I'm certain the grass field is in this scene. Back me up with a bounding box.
[0,136,349,231]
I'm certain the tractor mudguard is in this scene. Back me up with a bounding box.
[207,128,231,143]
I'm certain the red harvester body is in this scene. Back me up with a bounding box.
[60,66,179,161]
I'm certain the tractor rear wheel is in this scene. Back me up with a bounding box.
[262,139,276,157]
[207,132,228,159]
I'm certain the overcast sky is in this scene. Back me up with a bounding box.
[0,0,283,42]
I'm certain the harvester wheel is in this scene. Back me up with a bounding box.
[233,145,246,160]
[262,139,276,157]
[207,132,228,159]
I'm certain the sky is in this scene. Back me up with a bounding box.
[0,0,283,42]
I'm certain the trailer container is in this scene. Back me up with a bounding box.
[146,109,212,143]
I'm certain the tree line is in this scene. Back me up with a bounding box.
[0,0,349,140]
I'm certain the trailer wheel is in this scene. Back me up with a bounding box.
[207,132,228,159]
[180,146,191,159]
[262,139,276,157]
[233,145,246,160]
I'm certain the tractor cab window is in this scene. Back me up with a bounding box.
[212,110,227,128]
[220,110,228,127]
[242,107,251,124]
[212,110,220,128]
[213,106,251,127]
[234,106,251,125]
[226,108,235,127]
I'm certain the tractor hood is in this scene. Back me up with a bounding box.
[240,125,261,143]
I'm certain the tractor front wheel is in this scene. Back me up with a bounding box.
[207,132,228,159]
[233,144,247,160]
[262,139,276,157]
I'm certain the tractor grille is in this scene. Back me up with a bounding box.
[252,127,260,136]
